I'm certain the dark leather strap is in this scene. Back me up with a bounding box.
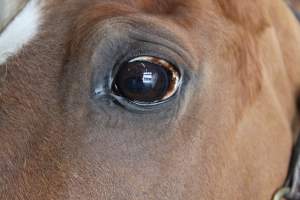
[284,134,300,200]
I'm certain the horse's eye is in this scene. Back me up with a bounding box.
[112,56,181,104]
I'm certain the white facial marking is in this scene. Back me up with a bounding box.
[0,0,41,65]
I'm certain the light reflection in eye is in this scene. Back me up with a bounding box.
[142,71,158,88]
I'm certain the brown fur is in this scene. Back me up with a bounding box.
[0,0,300,199]
[216,0,270,33]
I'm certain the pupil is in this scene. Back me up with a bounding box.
[113,60,171,102]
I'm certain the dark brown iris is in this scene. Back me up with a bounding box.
[112,56,180,103]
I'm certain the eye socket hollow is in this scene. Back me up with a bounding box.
[112,56,181,104]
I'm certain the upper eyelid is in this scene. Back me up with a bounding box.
[127,29,195,69]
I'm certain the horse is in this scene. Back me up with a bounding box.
[0,0,300,199]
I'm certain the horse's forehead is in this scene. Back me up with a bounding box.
[0,0,266,58]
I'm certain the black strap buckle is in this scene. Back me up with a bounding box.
[274,134,300,200]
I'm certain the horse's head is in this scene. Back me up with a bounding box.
[1,0,300,199]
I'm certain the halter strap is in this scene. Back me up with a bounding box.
[273,132,300,200]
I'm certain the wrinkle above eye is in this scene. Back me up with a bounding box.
[75,17,197,69]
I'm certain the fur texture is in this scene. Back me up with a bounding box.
[0,0,300,200]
